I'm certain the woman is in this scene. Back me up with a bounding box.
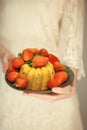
[0,0,85,130]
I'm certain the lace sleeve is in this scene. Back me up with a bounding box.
[59,0,85,80]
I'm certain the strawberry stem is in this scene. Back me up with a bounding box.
[64,69,71,73]
[24,61,33,67]
[34,54,41,57]
[18,52,22,58]
[13,82,18,87]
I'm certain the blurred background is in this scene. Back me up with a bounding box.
[77,1,87,130]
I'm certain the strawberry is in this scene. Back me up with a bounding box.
[39,48,49,57]
[29,48,39,54]
[24,48,39,55]
[8,65,16,72]
[7,71,20,83]
[54,71,68,87]
[53,61,66,72]
[22,50,34,61]
[16,77,28,88]
[32,56,49,68]
[48,54,60,64]
[12,57,24,69]
[48,71,68,88]
[47,78,58,88]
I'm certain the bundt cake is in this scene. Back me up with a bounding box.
[20,62,55,91]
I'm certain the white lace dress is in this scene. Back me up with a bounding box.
[0,0,85,130]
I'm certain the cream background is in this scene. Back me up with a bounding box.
[77,1,87,130]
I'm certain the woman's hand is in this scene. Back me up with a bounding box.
[0,44,14,73]
[1,51,14,73]
[23,67,78,102]
[24,85,76,102]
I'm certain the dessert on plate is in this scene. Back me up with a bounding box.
[6,48,73,92]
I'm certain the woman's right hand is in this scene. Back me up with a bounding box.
[1,49,14,73]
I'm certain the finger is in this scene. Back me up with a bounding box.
[24,92,59,101]
[2,58,9,73]
[27,92,70,102]
[28,93,61,102]
[1,57,9,72]
[23,87,76,102]
[2,65,8,73]
[23,92,30,96]
[1,52,13,73]
[52,85,72,94]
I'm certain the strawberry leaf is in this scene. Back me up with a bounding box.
[34,54,41,57]
[13,82,18,87]
[64,69,72,73]
[18,52,22,58]
[24,61,33,67]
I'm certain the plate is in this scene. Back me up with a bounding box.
[5,67,74,94]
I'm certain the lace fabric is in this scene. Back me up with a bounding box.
[59,0,85,80]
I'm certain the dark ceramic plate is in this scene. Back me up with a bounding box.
[5,67,74,94]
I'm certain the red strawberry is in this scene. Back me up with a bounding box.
[16,77,28,88]
[54,71,68,87]
[8,65,15,72]
[32,56,49,68]
[39,48,49,57]
[12,57,24,69]
[29,48,39,54]
[48,54,60,64]
[22,50,34,61]
[53,62,66,72]
[24,48,39,55]
[7,71,20,83]
[47,78,58,88]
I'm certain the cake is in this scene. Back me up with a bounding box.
[7,48,68,91]
[20,62,55,91]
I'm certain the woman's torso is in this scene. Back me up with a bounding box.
[0,0,66,55]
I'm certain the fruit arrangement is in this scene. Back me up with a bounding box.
[5,48,74,92]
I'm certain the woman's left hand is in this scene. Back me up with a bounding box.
[23,67,77,102]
